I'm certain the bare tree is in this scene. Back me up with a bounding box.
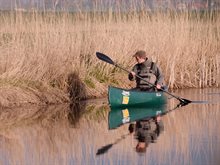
[53,0,59,10]
[207,0,211,9]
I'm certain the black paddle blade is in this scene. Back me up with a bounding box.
[96,144,113,155]
[96,52,115,65]
[179,98,192,106]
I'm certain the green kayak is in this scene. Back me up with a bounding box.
[108,106,167,129]
[108,86,167,108]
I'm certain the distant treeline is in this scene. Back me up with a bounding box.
[0,0,220,12]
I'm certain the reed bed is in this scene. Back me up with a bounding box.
[0,9,219,99]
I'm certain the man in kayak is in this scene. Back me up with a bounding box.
[128,115,164,153]
[128,50,164,91]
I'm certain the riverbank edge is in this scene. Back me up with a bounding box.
[0,83,110,108]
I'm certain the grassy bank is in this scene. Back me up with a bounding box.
[0,10,219,102]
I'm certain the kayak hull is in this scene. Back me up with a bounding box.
[108,86,167,108]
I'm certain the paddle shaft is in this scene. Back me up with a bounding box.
[96,133,130,155]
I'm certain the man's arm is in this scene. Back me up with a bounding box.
[128,65,137,81]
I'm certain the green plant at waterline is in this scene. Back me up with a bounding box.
[89,65,119,85]
[84,77,95,88]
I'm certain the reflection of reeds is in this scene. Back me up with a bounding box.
[0,104,68,130]
[0,99,108,130]
[0,10,219,97]
[0,101,110,165]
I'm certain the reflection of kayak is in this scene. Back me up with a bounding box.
[108,86,167,108]
[108,106,167,129]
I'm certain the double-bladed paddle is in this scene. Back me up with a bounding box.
[96,52,192,106]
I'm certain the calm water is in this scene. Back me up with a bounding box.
[0,88,220,165]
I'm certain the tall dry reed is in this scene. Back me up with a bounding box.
[0,9,219,98]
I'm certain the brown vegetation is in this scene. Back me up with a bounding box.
[0,10,219,107]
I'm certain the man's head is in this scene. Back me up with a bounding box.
[136,142,148,153]
[133,50,147,63]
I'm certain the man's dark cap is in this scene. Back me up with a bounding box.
[133,50,147,58]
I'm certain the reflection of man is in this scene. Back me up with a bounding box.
[128,116,164,153]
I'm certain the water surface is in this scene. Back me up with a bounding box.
[0,88,219,165]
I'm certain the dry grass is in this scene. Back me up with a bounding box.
[0,9,219,99]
